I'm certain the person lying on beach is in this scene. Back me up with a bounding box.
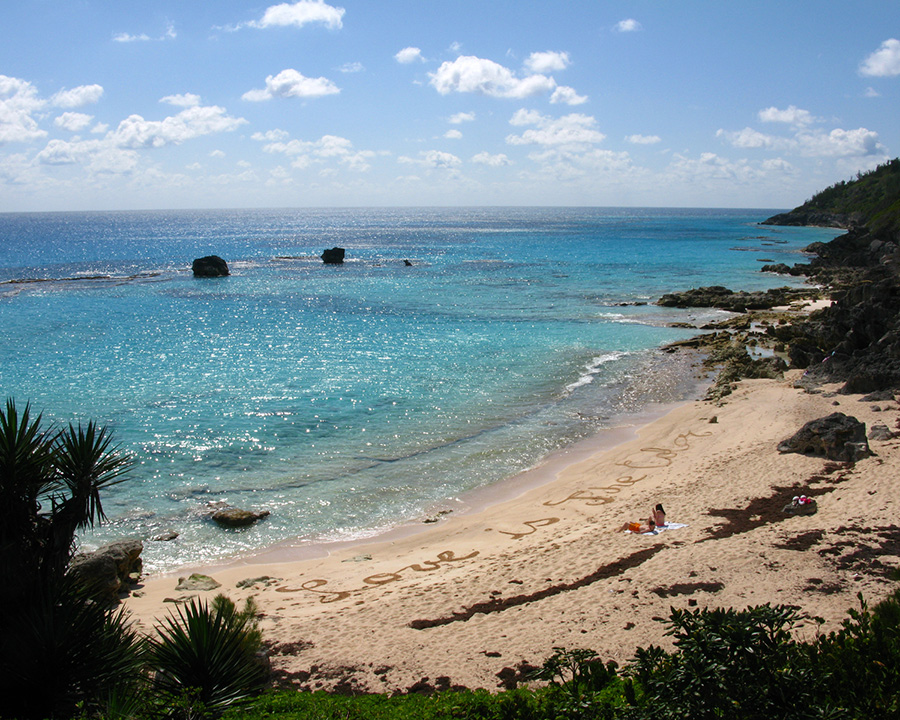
[619,518,656,534]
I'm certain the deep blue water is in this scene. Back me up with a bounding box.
[0,207,841,572]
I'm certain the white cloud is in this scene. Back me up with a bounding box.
[865,87,881,98]
[716,127,777,149]
[506,110,606,147]
[252,129,291,142]
[51,84,104,108]
[242,69,340,101]
[113,32,151,43]
[550,86,588,105]
[626,134,661,145]
[429,56,556,99]
[108,105,248,149]
[443,129,463,139]
[113,23,176,43]
[210,149,226,158]
[395,47,424,64]
[860,38,900,77]
[339,62,364,73]
[0,75,47,144]
[247,1,345,30]
[758,105,814,126]
[257,132,376,171]
[36,138,140,174]
[54,112,94,132]
[796,127,883,157]
[161,93,202,108]
[615,19,642,32]
[524,51,570,74]
[472,151,511,167]
[398,150,462,169]
[449,112,475,124]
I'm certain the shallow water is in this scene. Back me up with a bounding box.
[0,207,841,572]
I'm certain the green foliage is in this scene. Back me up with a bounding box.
[628,604,823,720]
[0,399,138,719]
[796,157,900,236]
[528,647,622,718]
[148,597,268,719]
[812,590,900,715]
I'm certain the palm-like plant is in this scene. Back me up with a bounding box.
[148,597,267,718]
[0,398,138,719]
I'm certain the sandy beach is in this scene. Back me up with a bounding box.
[123,358,900,694]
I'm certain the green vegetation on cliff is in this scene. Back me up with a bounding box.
[765,158,900,238]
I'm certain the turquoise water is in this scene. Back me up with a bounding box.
[0,208,841,572]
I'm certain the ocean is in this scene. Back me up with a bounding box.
[0,207,842,573]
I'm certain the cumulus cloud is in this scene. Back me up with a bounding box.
[256,132,376,171]
[54,112,94,132]
[51,84,104,108]
[242,69,340,101]
[108,105,248,149]
[449,111,475,124]
[524,51,570,73]
[796,127,883,157]
[246,1,345,30]
[758,105,814,126]
[716,127,777,149]
[161,93,202,107]
[339,62,364,73]
[0,75,48,144]
[472,151,511,167]
[550,86,588,105]
[506,110,606,146]
[443,129,462,139]
[626,134,661,145]
[429,55,556,99]
[395,47,424,64]
[615,19,642,32]
[36,138,140,174]
[398,150,462,169]
[860,38,900,77]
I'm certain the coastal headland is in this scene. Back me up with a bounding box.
[125,166,900,693]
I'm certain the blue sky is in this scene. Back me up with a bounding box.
[2,0,899,211]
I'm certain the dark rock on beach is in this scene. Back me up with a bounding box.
[321,247,346,264]
[777,412,871,462]
[657,285,812,312]
[68,538,144,603]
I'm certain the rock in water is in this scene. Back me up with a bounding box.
[192,255,230,277]
[212,506,271,528]
[777,412,871,462]
[321,247,345,264]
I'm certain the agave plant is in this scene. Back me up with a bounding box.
[148,597,267,718]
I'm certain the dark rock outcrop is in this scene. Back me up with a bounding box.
[777,412,871,462]
[68,539,143,603]
[192,255,230,277]
[321,247,345,264]
[657,286,812,312]
[212,506,271,528]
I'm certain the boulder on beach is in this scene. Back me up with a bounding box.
[175,573,221,591]
[212,506,271,528]
[192,255,230,277]
[777,412,871,462]
[321,247,345,264]
[68,538,144,603]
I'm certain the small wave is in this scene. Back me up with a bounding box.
[565,352,628,393]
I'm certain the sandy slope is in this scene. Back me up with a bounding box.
[125,370,900,693]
